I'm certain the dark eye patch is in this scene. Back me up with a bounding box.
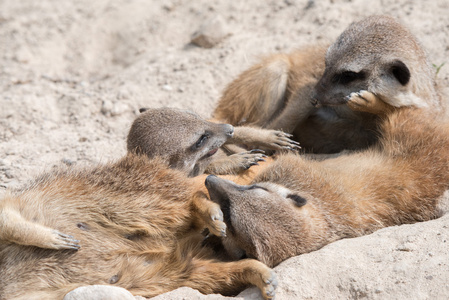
[389,60,410,86]
[287,194,307,207]
[332,71,366,85]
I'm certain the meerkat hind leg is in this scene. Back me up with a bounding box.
[186,258,277,300]
[0,207,80,250]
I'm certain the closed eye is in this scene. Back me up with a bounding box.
[332,71,366,85]
[192,133,210,150]
[287,194,307,207]
[247,185,269,192]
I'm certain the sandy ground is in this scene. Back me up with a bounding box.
[1,0,448,299]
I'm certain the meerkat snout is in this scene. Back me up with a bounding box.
[223,124,234,137]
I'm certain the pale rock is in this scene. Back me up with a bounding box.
[191,15,231,48]
[64,285,136,300]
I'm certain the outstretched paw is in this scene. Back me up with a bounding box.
[51,230,80,250]
[346,90,392,115]
[265,130,301,152]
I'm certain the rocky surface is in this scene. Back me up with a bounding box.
[0,0,448,299]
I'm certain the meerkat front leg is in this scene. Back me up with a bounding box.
[191,191,227,237]
[0,207,80,250]
[346,90,393,115]
[206,149,267,175]
[230,126,301,152]
[206,126,299,174]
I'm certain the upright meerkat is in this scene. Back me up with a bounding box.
[206,99,449,267]
[127,107,299,176]
[0,154,277,300]
[213,15,442,153]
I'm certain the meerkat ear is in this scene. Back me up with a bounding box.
[139,107,149,113]
[388,60,411,86]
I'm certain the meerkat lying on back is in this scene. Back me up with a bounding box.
[213,15,442,153]
[206,98,449,267]
[0,107,298,251]
[128,107,299,176]
[0,155,277,300]
[0,105,298,251]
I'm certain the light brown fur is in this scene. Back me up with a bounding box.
[127,107,299,177]
[0,108,266,250]
[206,103,449,267]
[0,107,298,252]
[213,15,442,153]
[0,154,277,300]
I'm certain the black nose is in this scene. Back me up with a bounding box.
[310,97,321,108]
[310,91,322,108]
[225,124,234,137]
[205,174,218,188]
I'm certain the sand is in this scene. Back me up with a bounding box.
[1,0,448,299]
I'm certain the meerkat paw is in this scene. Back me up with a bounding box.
[192,192,227,237]
[260,269,278,300]
[346,90,392,115]
[205,150,266,174]
[248,262,278,300]
[47,230,81,250]
[265,130,301,152]
[206,203,227,237]
[231,127,300,153]
[232,149,267,171]
[0,207,80,250]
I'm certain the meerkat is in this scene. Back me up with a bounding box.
[0,107,299,251]
[213,15,442,153]
[0,154,277,300]
[205,96,449,267]
[127,107,299,177]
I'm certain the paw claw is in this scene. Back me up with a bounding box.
[52,230,81,250]
[249,149,265,154]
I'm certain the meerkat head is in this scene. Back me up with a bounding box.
[205,174,308,267]
[127,107,234,177]
[313,15,437,109]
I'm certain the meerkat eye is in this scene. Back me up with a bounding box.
[193,133,210,149]
[247,185,269,191]
[332,71,366,85]
[287,194,307,207]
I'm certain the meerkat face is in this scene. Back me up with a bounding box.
[312,16,421,109]
[205,175,307,266]
[127,108,234,177]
